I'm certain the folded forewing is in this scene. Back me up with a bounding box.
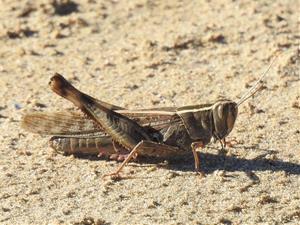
[21,112,101,136]
[22,108,180,136]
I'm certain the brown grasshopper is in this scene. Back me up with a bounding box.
[21,55,278,178]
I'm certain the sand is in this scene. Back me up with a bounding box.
[0,0,299,224]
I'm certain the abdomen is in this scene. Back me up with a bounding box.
[49,136,115,156]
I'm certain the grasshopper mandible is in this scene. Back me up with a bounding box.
[21,54,278,178]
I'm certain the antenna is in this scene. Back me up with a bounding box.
[236,50,282,107]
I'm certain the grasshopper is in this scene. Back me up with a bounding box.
[21,54,278,178]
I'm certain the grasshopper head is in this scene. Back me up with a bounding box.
[212,100,238,140]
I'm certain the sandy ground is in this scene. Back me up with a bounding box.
[0,0,299,224]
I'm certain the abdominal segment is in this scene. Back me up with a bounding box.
[49,136,115,156]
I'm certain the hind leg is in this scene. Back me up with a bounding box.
[102,140,184,178]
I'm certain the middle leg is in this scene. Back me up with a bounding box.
[191,141,205,177]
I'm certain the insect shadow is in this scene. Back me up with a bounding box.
[71,146,300,176]
[167,145,300,175]
[175,152,300,175]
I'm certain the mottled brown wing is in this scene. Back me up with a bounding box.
[22,108,180,136]
[119,108,179,130]
[21,112,102,136]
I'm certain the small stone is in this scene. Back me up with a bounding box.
[35,102,47,108]
[167,171,179,179]
[213,170,225,177]
[147,166,157,172]
[2,207,10,212]
[66,191,76,198]
[62,209,71,215]
[292,101,300,109]
[208,34,226,44]
[258,195,277,204]
[16,149,32,156]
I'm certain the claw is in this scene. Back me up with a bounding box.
[109,154,119,160]
[117,154,128,161]
[108,153,131,161]
[97,151,106,158]
[196,171,206,178]
[194,165,205,178]
[225,139,238,148]
[102,172,122,180]
[221,137,238,148]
